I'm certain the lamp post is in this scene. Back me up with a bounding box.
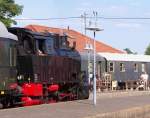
[84,43,93,85]
[86,27,103,106]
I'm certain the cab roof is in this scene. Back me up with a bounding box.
[0,21,18,41]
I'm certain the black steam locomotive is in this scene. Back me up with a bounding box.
[0,21,89,108]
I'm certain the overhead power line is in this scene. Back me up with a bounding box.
[99,17,150,20]
[14,16,150,21]
[14,17,81,20]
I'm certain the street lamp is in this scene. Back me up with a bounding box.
[86,27,103,106]
[84,43,93,85]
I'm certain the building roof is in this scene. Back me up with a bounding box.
[0,21,18,40]
[98,52,150,62]
[25,25,124,53]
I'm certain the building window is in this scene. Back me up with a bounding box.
[141,63,145,72]
[109,62,114,72]
[120,63,125,72]
[134,63,138,72]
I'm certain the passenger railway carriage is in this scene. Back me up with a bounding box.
[0,22,18,107]
[98,53,150,89]
[83,52,150,90]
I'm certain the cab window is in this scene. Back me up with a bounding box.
[60,36,69,49]
[36,40,46,55]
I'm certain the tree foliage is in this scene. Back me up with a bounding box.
[145,44,150,55]
[123,48,137,54]
[0,0,23,27]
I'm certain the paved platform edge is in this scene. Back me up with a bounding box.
[84,105,150,118]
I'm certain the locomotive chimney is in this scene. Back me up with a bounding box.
[72,41,76,50]
[67,26,70,30]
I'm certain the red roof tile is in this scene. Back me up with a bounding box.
[25,25,124,53]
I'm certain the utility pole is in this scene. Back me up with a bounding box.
[86,11,103,106]
[81,12,88,35]
[82,12,93,94]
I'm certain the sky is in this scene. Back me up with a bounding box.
[14,0,150,54]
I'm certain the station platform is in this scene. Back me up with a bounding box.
[1,91,150,118]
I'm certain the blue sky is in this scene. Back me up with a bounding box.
[14,0,150,54]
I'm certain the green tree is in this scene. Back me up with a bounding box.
[145,44,150,55]
[123,48,137,54]
[0,0,23,27]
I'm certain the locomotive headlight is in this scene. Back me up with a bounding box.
[1,91,4,95]
[17,75,24,84]
[17,75,24,80]
[28,77,31,82]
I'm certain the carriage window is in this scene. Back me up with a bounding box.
[120,63,125,72]
[0,40,12,66]
[134,63,138,72]
[10,47,12,66]
[141,63,145,72]
[10,46,16,67]
[109,62,114,72]
[13,47,16,66]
